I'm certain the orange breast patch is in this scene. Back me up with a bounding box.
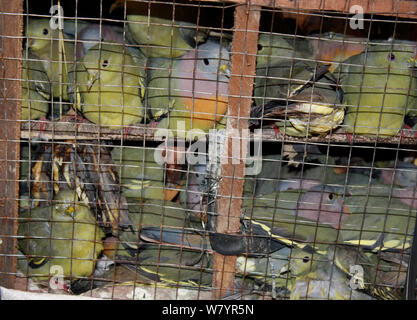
[182,95,228,126]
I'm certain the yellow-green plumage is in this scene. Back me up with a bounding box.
[280,247,374,300]
[115,0,209,58]
[21,50,51,120]
[340,184,417,252]
[25,18,75,101]
[74,43,146,129]
[111,146,166,200]
[127,15,208,58]
[340,40,417,136]
[17,190,104,280]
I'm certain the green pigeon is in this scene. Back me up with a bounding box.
[117,199,205,258]
[241,185,350,254]
[243,153,339,197]
[251,64,345,137]
[252,33,344,137]
[73,42,146,129]
[339,184,417,252]
[111,146,166,200]
[242,182,417,254]
[279,247,374,300]
[119,243,213,288]
[339,39,417,136]
[235,247,293,296]
[329,245,404,300]
[110,0,210,58]
[147,40,230,139]
[380,161,417,188]
[113,198,211,287]
[25,18,75,100]
[21,50,51,120]
[254,33,313,107]
[17,190,105,281]
[308,32,367,72]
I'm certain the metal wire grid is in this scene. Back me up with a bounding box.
[0,0,416,300]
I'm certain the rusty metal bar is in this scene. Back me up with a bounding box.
[0,0,23,288]
[212,3,260,300]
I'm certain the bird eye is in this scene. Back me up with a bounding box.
[42,28,49,36]
[203,58,209,66]
[328,193,334,201]
[387,53,396,61]
[302,256,310,263]
[257,44,263,51]
[102,59,109,68]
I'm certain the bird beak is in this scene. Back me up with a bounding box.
[219,63,230,78]
[408,55,417,68]
[66,205,76,218]
[87,72,98,92]
[279,264,290,274]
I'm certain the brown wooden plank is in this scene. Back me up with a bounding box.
[257,128,417,146]
[193,0,417,19]
[212,4,261,300]
[0,0,23,288]
[20,120,159,141]
[21,120,417,145]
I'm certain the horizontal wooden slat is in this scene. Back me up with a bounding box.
[20,120,159,141]
[194,0,417,19]
[21,121,417,146]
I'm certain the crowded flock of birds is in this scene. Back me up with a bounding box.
[16,0,417,300]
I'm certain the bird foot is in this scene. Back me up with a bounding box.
[59,113,90,129]
[149,121,159,135]
[273,124,280,138]
[345,131,353,144]
[38,117,48,135]
[123,126,133,140]
[401,123,417,139]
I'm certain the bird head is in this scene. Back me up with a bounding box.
[219,62,231,79]
[54,190,79,218]
[194,40,230,81]
[279,247,319,277]
[407,55,417,69]
[256,33,295,69]
[298,184,350,229]
[25,18,57,51]
[370,39,417,72]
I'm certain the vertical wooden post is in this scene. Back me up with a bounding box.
[0,0,23,288]
[212,3,260,299]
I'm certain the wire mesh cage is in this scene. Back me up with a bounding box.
[0,0,417,300]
